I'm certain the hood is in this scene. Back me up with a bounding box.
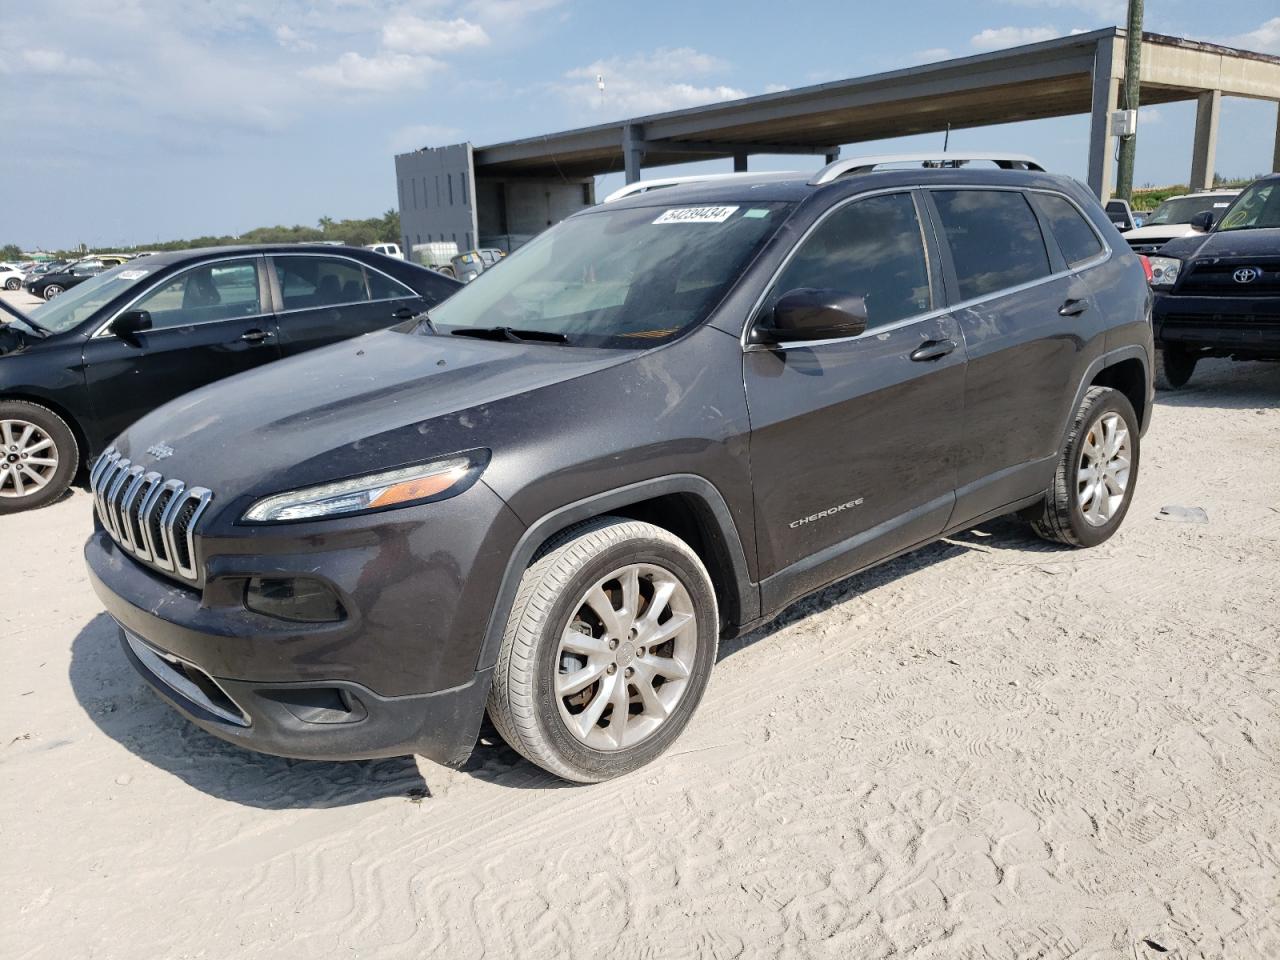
[113,327,635,507]
[1122,223,1197,242]
[1160,227,1280,261]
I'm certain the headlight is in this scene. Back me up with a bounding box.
[242,452,485,522]
[1147,256,1181,288]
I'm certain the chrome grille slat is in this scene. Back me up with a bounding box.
[90,448,213,584]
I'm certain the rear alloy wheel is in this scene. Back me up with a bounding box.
[42,284,64,300]
[1153,346,1197,390]
[0,402,78,514]
[1032,386,1139,547]
[4,278,18,291]
[488,517,719,782]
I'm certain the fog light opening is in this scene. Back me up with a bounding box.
[245,576,345,623]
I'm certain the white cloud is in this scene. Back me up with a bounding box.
[1225,17,1280,54]
[274,25,316,53]
[389,122,462,153]
[912,47,954,63]
[763,83,791,94]
[11,47,101,77]
[563,48,745,115]
[970,26,1071,50]
[382,15,489,55]
[303,50,441,92]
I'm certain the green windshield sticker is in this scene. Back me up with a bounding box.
[743,209,771,219]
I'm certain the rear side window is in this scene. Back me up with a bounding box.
[932,190,1051,300]
[366,268,415,300]
[768,192,932,331]
[274,256,369,310]
[1034,193,1104,267]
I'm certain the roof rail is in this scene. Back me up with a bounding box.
[601,172,797,204]
[809,152,1045,186]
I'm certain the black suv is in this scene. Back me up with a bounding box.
[1147,172,1280,389]
[84,155,1153,782]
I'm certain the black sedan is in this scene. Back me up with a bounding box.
[25,258,111,300]
[0,244,460,513]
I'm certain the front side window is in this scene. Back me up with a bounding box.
[424,201,793,347]
[274,256,370,310]
[765,192,931,331]
[933,190,1051,300]
[1033,194,1104,267]
[1217,182,1280,232]
[132,260,263,328]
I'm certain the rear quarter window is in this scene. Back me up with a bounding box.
[1033,193,1104,267]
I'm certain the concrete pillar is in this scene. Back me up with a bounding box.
[622,123,645,184]
[1189,90,1222,191]
[733,152,748,172]
[824,148,841,164]
[1087,39,1120,201]
[1273,102,1280,173]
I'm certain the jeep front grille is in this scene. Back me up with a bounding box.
[90,448,213,583]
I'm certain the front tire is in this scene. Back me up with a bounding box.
[488,517,719,783]
[1031,386,1140,547]
[0,401,79,514]
[1153,346,1196,390]
[42,284,64,300]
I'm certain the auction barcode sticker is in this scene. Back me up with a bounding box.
[653,206,739,224]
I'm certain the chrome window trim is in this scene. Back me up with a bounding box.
[268,251,418,316]
[91,255,268,339]
[740,184,1112,353]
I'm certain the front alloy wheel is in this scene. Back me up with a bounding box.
[0,401,78,514]
[42,284,64,300]
[488,517,719,782]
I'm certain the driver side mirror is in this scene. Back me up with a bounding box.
[753,288,868,345]
[110,309,152,346]
[1189,210,1216,232]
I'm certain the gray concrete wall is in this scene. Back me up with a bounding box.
[394,143,479,255]
[475,177,594,251]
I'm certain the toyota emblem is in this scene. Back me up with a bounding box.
[1233,267,1261,284]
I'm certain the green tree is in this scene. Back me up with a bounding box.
[1,243,23,260]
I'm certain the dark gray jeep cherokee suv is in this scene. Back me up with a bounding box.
[85,154,1154,782]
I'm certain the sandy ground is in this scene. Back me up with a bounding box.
[2,357,1278,960]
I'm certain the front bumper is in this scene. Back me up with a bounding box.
[1153,293,1280,355]
[83,476,523,763]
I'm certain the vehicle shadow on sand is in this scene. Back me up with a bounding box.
[1154,357,1280,412]
[69,612,431,809]
[70,518,1062,801]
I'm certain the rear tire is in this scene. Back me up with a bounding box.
[4,278,18,291]
[0,401,79,514]
[1153,346,1196,390]
[488,517,719,783]
[1031,386,1139,548]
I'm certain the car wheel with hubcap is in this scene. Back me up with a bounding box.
[488,517,719,782]
[1153,346,1196,390]
[0,401,79,514]
[42,284,64,300]
[1031,386,1140,547]
[4,278,19,291]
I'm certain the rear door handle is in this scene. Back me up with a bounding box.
[910,339,957,362]
[1059,298,1089,317]
[240,328,273,344]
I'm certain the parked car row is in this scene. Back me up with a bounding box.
[71,153,1161,783]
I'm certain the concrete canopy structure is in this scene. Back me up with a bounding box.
[395,28,1280,255]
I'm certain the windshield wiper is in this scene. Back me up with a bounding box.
[450,326,569,344]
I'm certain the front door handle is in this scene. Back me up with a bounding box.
[910,339,957,362]
[240,329,274,344]
[391,306,415,320]
[1059,298,1089,317]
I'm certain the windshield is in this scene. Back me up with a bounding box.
[1145,195,1233,226]
[425,201,793,347]
[28,261,156,333]
[1217,181,1280,232]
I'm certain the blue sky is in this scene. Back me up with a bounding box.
[2,0,1278,250]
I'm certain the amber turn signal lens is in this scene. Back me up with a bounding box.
[368,467,468,509]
